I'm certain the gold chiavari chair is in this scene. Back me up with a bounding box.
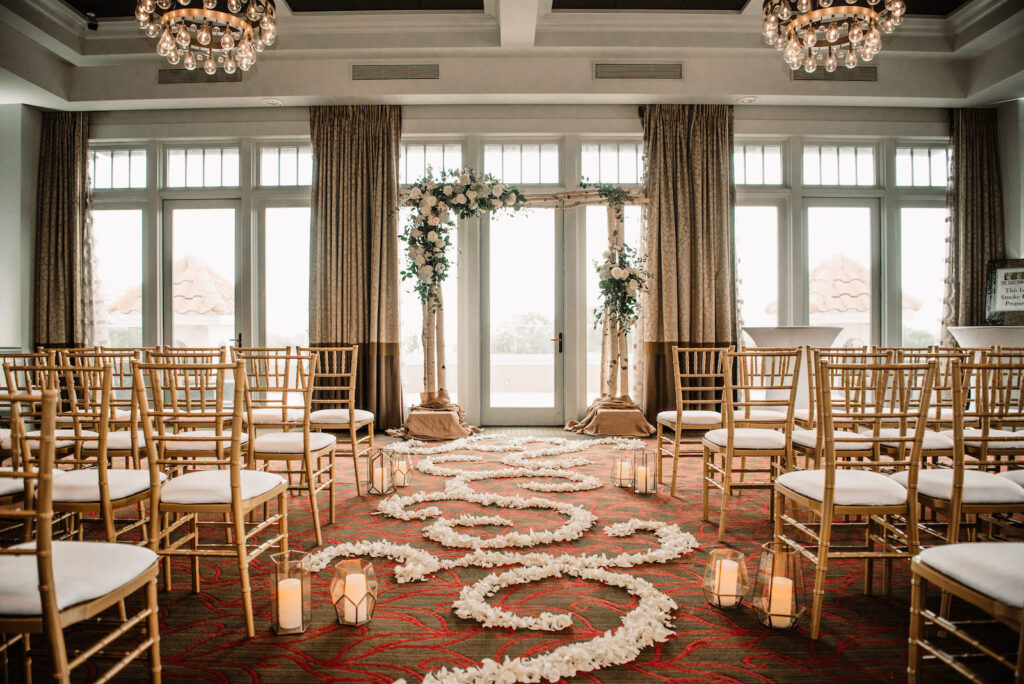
[774,359,938,639]
[298,346,374,496]
[3,363,87,462]
[67,349,145,469]
[656,346,729,497]
[134,358,288,637]
[797,346,871,429]
[898,348,975,430]
[245,352,335,546]
[230,346,291,361]
[909,542,1023,683]
[235,348,304,427]
[702,347,801,541]
[0,390,162,684]
[0,352,54,456]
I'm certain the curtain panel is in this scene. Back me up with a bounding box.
[942,108,1005,335]
[639,104,737,421]
[309,105,403,429]
[33,111,92,349]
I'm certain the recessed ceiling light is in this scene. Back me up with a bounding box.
[263,98,284,107]
[737,96,757,105]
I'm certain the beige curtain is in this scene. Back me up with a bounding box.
[942,108,1005,335]
[33,111,92,349]
[639,104,736,421]
[309,105,403,429]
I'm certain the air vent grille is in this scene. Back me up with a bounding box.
[594,62,682,80]
[792,66,877,82]
[158,69,242,84]
[351,64,440,80]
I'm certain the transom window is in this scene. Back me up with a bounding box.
[399,143,462,184]
[580,143,643,184]
[895,147,949,188]
[88,148,147,190]
[260,145,313,187]
[803,145,875,186]
[166,147,240,188]
[734,144,783,185]
[484,143,559,184]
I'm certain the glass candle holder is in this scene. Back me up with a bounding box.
[270,552,311,634]
[330,559,378,626]
[391,452,414,488]
[366,448,396,496]
[750,542,805,630]
[702,548,749,609]
[632,449,657,495]
[611,452,633,487]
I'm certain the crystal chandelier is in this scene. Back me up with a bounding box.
[135,0,277,75]
[762,0,906,74]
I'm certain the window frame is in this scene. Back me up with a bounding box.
[162,142,243,190]
[398,140,465,187]
[579,139,645,186]
[801,139,881,189]
[88,144,150,192]
[481,138,563,187]
[256,141,314,188]
[733,140,788,188]
[255,197,312,347]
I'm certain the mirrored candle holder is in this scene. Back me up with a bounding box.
[270,552,311,635]
[632,449,657,495]
[330,559,378,626]
[750,542,805,630]
[366,447,396,496]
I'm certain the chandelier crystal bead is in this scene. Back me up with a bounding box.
[136,0,276,75]
[761,0,904,72]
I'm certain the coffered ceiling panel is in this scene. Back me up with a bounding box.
[550,0,971,15]
[61,0,483,18]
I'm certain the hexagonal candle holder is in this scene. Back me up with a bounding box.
[330,559,378,626]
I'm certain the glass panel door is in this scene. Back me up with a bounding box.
[163,201,243,348]
[262,205,311,347]
[482,208,564,425]
[735,205,781,346]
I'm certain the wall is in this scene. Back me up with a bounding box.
[998,99,1024,258]
[0,103,40,350]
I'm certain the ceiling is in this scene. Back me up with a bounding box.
[61,0,972,19]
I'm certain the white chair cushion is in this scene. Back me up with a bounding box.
[309,408,374,426]
[3,428,85,451]
[704,428,787,450]
[941,428,1024,450]
[890,468,1024,504]
[735,409,790,422]
[656,410,722,427]
[0,468,65,498]
[244,408,305,423]
[27,429,99,439]
[253,432,336,454]
[793,408,811,421]
[51,469,165,503]
[160,430,249,451]
[160,469,285,505]
[83,431,146,451]
[791,428,873,451]
[0,541,157,616]
[777,469,908,506]
[918,543,1024,608]
[999,470,1024,489]
[875,428,954,451]
[56,409,132,425]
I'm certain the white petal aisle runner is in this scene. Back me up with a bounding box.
[303,435,700,683]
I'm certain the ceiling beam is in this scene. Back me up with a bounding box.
[499,0,543,49]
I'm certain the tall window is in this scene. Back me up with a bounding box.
[91,210,144,346]
[900,207,949,346]
[735,205,780,345]
[807,205,874,347]
[264,207,311,346]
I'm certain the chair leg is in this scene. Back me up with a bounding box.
[232,508,255,638]
[809,512,833,640]
[656,423,664,482]
[48,621,70,684]
[147,578,162,684]
[328,448,337,525]
[669,428,682,497]
[306,452,323,546]
[701,446,711,521]
[22,634,32,684]
[191,513,201,594]
[717,451,732,542]
[908,570,924,684]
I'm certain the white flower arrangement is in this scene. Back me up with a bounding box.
[594,244,650,335]
[400,167,526,303]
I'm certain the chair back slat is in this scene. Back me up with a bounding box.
[724,348,801,430]
[298,346,358,413]
[670,346,728,413]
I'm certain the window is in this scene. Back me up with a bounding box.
[168,206,236,347]
[896,147,949,187]
[735,206,780,345]
[89,149,146,190]
[260,145,312,186]
[264,207,311,347]
[900,207,949,346]
[91,209,144,346]
[734,145,783,185]
[483,144,559,184]
[580,143,643,184]
[399,143,462,184]
[166,147,240,188]
[803,145,875,186]
[585,205,642,404]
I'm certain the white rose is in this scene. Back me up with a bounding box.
[438,201,447,211]
[417,264,433,282]
[414,255,426,266]
[466,189,478,200]
[409,186,422,198]
[454,193,467,204]
[421,207,431,218]
[425,181,436,190]
[459,173,470,184]
[469,201,478,210]
[439,209,450,222]
[425,194,437,207]
[426,231,437,242]
[491,183,504,197]
[428,215,440,226]
[493,199,503,209]
[411,229,422,238]
[611,266,625,279]
[443,185,452,195]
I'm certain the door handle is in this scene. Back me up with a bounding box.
[235,332,242,348]
[550,333,563,353]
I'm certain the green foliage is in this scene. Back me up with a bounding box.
[593,244,649,335]
[580,179,638,222]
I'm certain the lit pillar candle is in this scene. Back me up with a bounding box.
[714,558,740,608]
[635,465,650,493]
[394,462,411,487]
[277,577,302,631]
[372,465,388,493]
[615,460,631,485]
[343,573,368,624]
[767,576,794,628]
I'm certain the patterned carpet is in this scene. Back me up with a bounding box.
[41,429,1020,683]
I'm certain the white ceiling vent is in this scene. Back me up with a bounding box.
[351,64,440,80]
[159,69,243,84]
[792,66,877,82]
[594,63,682,80]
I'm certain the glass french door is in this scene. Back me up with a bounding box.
[481,208,565,425]
[161,200,246,347]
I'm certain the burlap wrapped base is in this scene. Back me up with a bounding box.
[386,391,483,441]
[565,395,655,437]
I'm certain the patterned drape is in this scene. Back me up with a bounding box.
[639,104,736,421]
[942,108,1005,336]
[309,105,403,429]
[33,111,92,349]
